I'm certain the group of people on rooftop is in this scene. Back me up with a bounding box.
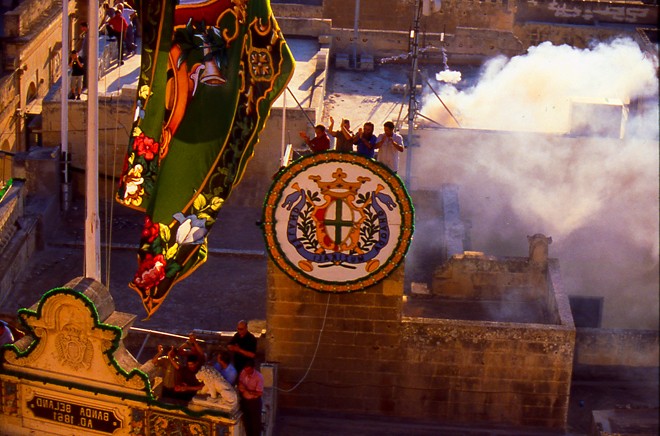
[151,319,264,436]
[299,118,405,172]
[68,1,138,99]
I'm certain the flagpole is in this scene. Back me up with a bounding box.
[280,90,286,166]
[84,4,101,282]
[60,0,69,211]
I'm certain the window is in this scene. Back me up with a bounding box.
[569,296,603,328]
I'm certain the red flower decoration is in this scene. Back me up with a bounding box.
[133,133,160,161]
[141,216,160,243]
[133,253,166,291]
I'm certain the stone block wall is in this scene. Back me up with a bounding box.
[271,3,324,19]
[575,328,659,367]
[0,180,24,250]
[2,0,59,38]
[322,0,514,34]
[266,256,575,429]
[431,253,547,302]
[514,22,636,50]
[329,27,523,65]
[277,17,333,38]
[266,260,405,413]
[400,317,574,429]
[41,90,135,196]
[515,0,657,27]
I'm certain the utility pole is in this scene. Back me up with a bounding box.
[406,0,423,187]
[353,0,360,68]
[84,3,101,282]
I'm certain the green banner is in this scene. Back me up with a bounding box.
[116,0,294,318]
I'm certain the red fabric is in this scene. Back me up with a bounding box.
[108,14,129,33]
[309,134,330,152]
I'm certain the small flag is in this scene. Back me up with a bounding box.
[116,0,294,318]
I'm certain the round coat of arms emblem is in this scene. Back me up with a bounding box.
[262,152,414,292]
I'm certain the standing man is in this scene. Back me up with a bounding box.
[227,320,257,375]
[237,359,264,436]
[68,51,85,100]
[328,116,355,152]
[374,120,405,172]
[354,121,377,159]
[76,22,89,89]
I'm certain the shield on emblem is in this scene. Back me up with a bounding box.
[312,196,365,253]
[262,152,415,292]
[66,338,84,364]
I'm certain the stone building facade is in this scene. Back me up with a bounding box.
[266,244,576,430]
[0,277,243,435]
[275,0,657,64]
[0,0,72,182]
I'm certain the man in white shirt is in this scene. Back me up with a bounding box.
[375,120,405,172]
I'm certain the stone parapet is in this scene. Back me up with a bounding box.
[2,0,59,38]
[575,328,659,367]
[0,278,244,435]
[399,317,574,429]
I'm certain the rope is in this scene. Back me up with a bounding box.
[277,293,331,393]
[102,27,128,287]
[415,111,445,128]
[394,90,407,131]
[105,27,130,288]
[101,71,111,287]
[287,87,316,129]
[423,75,461,127]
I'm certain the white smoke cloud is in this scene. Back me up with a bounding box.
[424,38,659,134]
[435,70,462,84]
[412,38,659,329]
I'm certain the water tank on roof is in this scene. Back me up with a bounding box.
[569,97,628,139]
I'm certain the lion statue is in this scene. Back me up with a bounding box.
[194,365,238,407]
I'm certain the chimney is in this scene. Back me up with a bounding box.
[527,233,552,266]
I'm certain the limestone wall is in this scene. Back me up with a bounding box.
[271,3,324,19]
[274,0,648,64]
[0,181,40,305]
[575,328,659,367]
[41,85,136,181]
[399,317,573,429]
[432,254,547,302]
[515,0,658,27]
[328,27,523,65]
[0,181,24,249]
[0,0,64,156]
[2,0,59,38]
[319,0,655,33]
[266,257,574,429]
[513,22,637,49]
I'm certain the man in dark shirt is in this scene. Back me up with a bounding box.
[328,116,355,152]
[227,320,257,375]
[299,124,330,153]
[173,354,204,402]
[354,121,377,159]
